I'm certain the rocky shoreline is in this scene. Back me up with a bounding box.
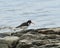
[0,27,60,48]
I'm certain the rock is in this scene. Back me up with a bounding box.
[45,44,59,47]
[0,38,9,48]
[0,44,8,48]
[19,33,39,40]
[0,33,10,38]
[16,39,33,48]
[32,40,50,46]
[4,36,19,48]
[0,36,20,48]
[11,29,37,37]
[0,27,60,48]
[37,27,60,34]
[44,34,58,39]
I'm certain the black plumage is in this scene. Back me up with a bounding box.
[16,20,32,29]
[16,22,29,28]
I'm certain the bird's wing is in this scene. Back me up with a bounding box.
[16,22,28,28]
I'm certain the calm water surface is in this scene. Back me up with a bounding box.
[0,0,60,32]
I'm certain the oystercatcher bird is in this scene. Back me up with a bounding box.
[16,20,34,30]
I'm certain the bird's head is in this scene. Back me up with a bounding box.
[27,20,35,25]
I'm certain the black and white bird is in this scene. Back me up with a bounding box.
[16,20,34,30]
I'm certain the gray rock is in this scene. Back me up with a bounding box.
[0,33,10,38]
[0,27,60,48]
[0,44,8,48]
[16,39,33,48]
[0,36,19,48]
[4,36,19,48]
[0,39,9,48]
[32,40,50,46]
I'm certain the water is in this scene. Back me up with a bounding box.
[0,0,60,33]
